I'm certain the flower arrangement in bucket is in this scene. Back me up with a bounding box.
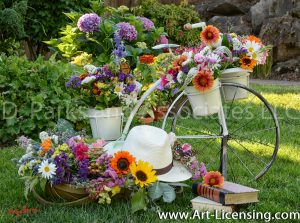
[153,25,272,113]
[196,25,272,100]
[66,62,142,140]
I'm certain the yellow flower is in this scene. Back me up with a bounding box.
[111,186,121,196]
[130,160,157,188]
[71,52,93,66]
[96,82,108,89]
[142,83,153,91]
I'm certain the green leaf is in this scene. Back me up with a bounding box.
[40,179,47,192]
[131,188,147,213]
[148,182,176,203]
[222,35,230,48]
[148,182,163,200]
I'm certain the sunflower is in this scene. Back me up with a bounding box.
[203,171,224,188]
[200,25,220,45]
[41,138,52,153]
[240,56,257,70]
[111,151,136,174]
[130,160,157,187]
[192,70,214,92]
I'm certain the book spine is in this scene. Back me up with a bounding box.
[192,183,226,205]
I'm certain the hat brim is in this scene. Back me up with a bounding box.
[104,141,192,183]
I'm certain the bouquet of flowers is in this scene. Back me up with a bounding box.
[15,131,158,211]
[157,25,271,93]
[66,62,142,109]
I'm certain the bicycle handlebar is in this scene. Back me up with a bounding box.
[183,22,206,30]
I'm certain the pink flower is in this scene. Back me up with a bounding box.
[194,53,203,64]
[182,143,192,153]
[74,143,89,161]
[89,139,106,149]
[157,35,169,44]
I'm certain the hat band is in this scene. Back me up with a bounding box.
[155,161,173,175]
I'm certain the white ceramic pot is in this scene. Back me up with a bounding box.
[220,68,250,101]
[87,107,123,141]
[184,79,221,116]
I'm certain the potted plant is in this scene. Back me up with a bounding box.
[66,62,142,140]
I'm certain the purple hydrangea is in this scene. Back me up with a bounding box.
[116,22,138,42]
[77,13,101,33]
[137,16,154,31]
[66,75,81,88]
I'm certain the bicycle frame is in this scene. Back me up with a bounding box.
[161,84,229,179]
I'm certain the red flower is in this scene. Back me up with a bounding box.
[139,55,154,64]
[192,70,214,92]
[200,25,220,45]
[203,171,224,188]
[74,142,89,161]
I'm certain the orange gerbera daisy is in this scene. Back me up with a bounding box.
[240,56,257,70]
[192,70,214,92]
[200,25,220,45]
[173,55,187,71]
[41,138,52,153]
[111,151,136,174]
[203,171,224,188]
[247,35,262,44]
[139,54,154,64]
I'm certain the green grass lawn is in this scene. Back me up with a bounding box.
[0,84,299,223]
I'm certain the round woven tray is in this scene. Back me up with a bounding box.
[32,183,93,206]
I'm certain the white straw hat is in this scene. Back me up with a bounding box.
[105,125,192,182]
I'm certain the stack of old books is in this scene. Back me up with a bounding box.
[191,181,259,213]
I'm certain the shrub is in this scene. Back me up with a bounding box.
[132,0,201,46]
[0,55,87,142]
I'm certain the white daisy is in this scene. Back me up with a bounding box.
[81,76,96,85]
[114,83,124,97]
[38,160,57,180]
[244,40,262,60]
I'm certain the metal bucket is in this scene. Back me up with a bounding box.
[220,68,250,101]
[184,79,221,116]
[87,107,123,140]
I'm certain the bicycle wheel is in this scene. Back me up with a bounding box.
[162,83,280,183]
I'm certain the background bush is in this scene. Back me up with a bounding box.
[0,55,88,143]
[133,0,201,46]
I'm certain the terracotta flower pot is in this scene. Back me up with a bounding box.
[139,116,154,124]
[154,106,169,121]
